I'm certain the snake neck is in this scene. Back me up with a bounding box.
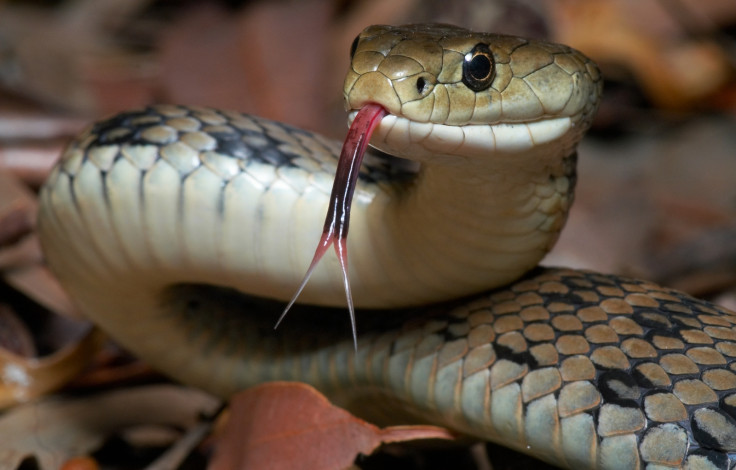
[349,140,578,308]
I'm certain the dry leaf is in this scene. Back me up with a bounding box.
[158,1,332,133]
[0,171,36,242]
[646,223,736,296]
[0,0,155,114]
[545,0,732,110]
[210,382,456,470]
[0,328,104,409]
[2,262,78,320]
[59,457,100,470]
[0,304,35,357]
[0,385,221,470]
[0,143,67,188]
[0,112,85,140]
[0,171,76,317]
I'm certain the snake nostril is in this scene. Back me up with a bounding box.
[416,77,427,94]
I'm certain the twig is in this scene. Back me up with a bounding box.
[144,403,226,470]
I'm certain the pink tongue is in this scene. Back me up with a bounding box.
[276,103,387,346]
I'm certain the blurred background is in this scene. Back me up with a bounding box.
[0,0,735,468]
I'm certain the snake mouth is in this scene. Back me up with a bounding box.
[347,110,573,158]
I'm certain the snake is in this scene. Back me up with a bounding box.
[36,24,736,469]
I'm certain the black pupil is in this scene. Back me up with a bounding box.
[468,53,491,80]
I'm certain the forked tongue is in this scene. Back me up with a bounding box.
[275,103,387,349]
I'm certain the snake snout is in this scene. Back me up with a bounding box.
[344,71,404,116]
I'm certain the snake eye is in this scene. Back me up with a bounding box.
[462,43,495,92]
[349,35,360,59]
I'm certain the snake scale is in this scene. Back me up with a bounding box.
[37,24,736,469]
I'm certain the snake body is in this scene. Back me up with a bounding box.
[37,24,736,468]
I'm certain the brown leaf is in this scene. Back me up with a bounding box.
[59,457,100,470]
[210,382,456,470]
[0,200,34,248]
[545,0,732,110]
[0,0,156,114]
[0,171,77,318]
[0,304,35,356]
[0,171,36,244]
[158,1,332,132]
[0,143,67,188]
[2,263,78,320]
[66,350,157,390]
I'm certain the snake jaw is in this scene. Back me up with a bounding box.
[276,103,387,349]
[349,111,578,162]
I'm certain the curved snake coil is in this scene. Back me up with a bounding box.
[37,24,736,469]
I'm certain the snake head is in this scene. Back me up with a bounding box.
[281,25,604,348]
[343,24,603,161]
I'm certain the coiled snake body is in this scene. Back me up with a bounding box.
[37,25,736,469]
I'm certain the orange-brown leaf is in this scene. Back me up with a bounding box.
[0,328,104,409]
[210,381,455,470]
